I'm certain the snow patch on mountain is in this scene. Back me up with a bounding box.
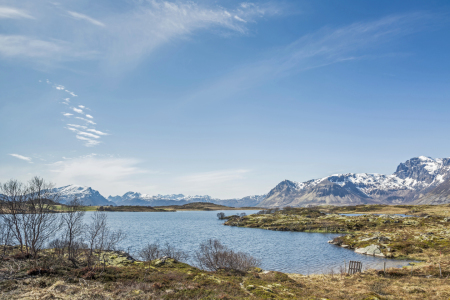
[54,184,113,206]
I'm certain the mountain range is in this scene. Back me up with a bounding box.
[55,185,265,207]
[106,192,265,207]
[259,156,450,207]
[53,156,450,208]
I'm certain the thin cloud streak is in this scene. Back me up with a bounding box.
[9,153,33,162]
[185,12,434,103]
[0,1,279,69]
[0,6,34,19]
[75,117,96,125]
[75,135,100,147]
[67,11,105,27]
[0,35,97,61]
[87,129,109,136]
[72,107,83,114]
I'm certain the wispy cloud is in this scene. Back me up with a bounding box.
[0,34,97,61]
[87,129,108,136]
[47,82,109,147]
[9,153,32,163]
[77,131,100,139]
[67,124,87,129]
[0,1,279,69]
[75,135,100,147]
[67,10,105,27]
[0,6,34,19]
[0,35,64,58]
[75,117,96,125]
[185,12,434,103]
[49,156,147,195]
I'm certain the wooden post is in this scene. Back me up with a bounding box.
[411,265,413,276]
[384,261,386,275]
[440,263,442,278]
[344,260,346,275]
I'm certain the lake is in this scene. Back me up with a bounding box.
[84,210,414,274]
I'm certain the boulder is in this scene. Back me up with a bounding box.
[355,244,384,257]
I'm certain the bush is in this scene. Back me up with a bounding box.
[138,242,189,262]
[161,243,189,262]
[138,243,161,261]
[195,239,261,272]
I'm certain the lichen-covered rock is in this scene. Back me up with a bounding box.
[355,244,384,257]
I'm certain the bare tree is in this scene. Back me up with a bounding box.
[161,242,189,262]
[0,177,62,258]
[86,211,107,259]
[85,211,125,266]
[195,239,261,272]
[61,197,86,265]
[0,179,28,252]
[138,243,161,261]
[23,177,62,257]
[0,218,12,257]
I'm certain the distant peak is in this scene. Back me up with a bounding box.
[417,156,433,161]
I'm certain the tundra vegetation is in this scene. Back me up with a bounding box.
[1,178,450,299]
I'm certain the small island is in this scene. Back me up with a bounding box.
[52,202,261,212]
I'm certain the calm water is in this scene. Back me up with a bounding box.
[83,210,414,274]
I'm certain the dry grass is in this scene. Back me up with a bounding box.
[2,260,450,299]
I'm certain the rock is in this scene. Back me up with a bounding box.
[355,244,384,257]
[403,220,419,226]
[153,259,164,266]
[341,244,349,248]
[360,236,376,242]
[377,236,390,243]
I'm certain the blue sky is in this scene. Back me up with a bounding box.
[1,0,450,198]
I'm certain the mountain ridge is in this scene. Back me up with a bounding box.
[259,156,450,207]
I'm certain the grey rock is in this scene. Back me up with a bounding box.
[355,244,384,257]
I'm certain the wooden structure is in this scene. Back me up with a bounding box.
[348,261,362,275]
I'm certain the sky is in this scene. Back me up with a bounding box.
[1,0,450,199]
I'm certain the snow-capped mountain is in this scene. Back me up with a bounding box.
[108,192,265,207]
[258,156,450,207]
[54,185,114,206]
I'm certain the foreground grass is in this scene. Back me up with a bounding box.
[2,249,450,299]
